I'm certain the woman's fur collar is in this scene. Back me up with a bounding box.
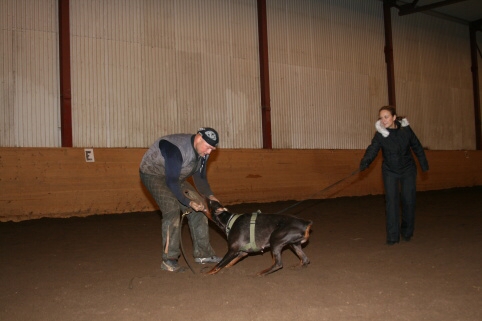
[375,118,409,137]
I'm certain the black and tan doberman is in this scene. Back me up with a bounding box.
[202,199,312,276]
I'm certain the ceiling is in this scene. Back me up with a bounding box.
[392,0,482,25]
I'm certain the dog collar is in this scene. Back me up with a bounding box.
[226,213,242,236]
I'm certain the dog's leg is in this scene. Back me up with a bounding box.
[256,255,283,276]
[225,252,248,268]
[205,266,223,275]
[205,251,241,275]
[257,223,312,276]
[256,244,285,276]
[257,225,304,276]
[289,243,310,268]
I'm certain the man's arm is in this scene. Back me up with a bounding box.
[159,140,192,206]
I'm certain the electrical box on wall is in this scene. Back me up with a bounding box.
[84,149,95,162]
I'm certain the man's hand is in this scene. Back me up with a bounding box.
[189,201,205,212]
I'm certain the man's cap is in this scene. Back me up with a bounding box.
[197,127,219,147]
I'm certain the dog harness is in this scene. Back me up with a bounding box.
[225,211,261,252]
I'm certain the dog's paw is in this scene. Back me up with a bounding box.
[289,263,309,271]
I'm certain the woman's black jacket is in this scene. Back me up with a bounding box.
[360,119,429,176]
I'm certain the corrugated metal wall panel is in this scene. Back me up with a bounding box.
[0,0,15,146]
[70,0,260,148]
[1,0,477,150]
[139,0,178,146]
[71,0,144,147]
[268,0,387,149]
[0,0,59,147]
[172,0,262,148]
[224,0,262,148]
[392,11,475,150]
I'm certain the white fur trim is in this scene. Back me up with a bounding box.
[375,120,389,137]
[375,118,410,137]
[400,118,409,127]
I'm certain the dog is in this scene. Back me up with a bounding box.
[202,199,312,276]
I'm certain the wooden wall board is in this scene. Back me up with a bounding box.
[1,148,480,221]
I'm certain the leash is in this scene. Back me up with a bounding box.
[275,169,360,215]
[178,170,359,272]
[180,210,196,274]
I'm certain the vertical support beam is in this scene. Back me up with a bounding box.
[59,0,73,147]
[257,0,272,149]
[383,0,396,107]
[469,23,481,150]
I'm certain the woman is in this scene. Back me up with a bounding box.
[360,106,429,245]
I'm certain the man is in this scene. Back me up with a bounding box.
[139,127,222,272]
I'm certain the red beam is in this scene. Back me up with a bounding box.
[469,23,481,150]
[257,0,272,149]
[383,0,397,107]
[398,0,468,16]
[59,0,73,147]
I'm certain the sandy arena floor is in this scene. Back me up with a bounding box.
[1,186,481,321]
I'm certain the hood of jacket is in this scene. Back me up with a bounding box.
[375,118,409,137]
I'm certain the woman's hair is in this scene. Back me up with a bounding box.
[379,105,404,121]
[379,105,396,116]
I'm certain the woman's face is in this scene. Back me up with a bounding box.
[379,109,396,129]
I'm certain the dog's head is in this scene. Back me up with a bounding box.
[202,198,229,222]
